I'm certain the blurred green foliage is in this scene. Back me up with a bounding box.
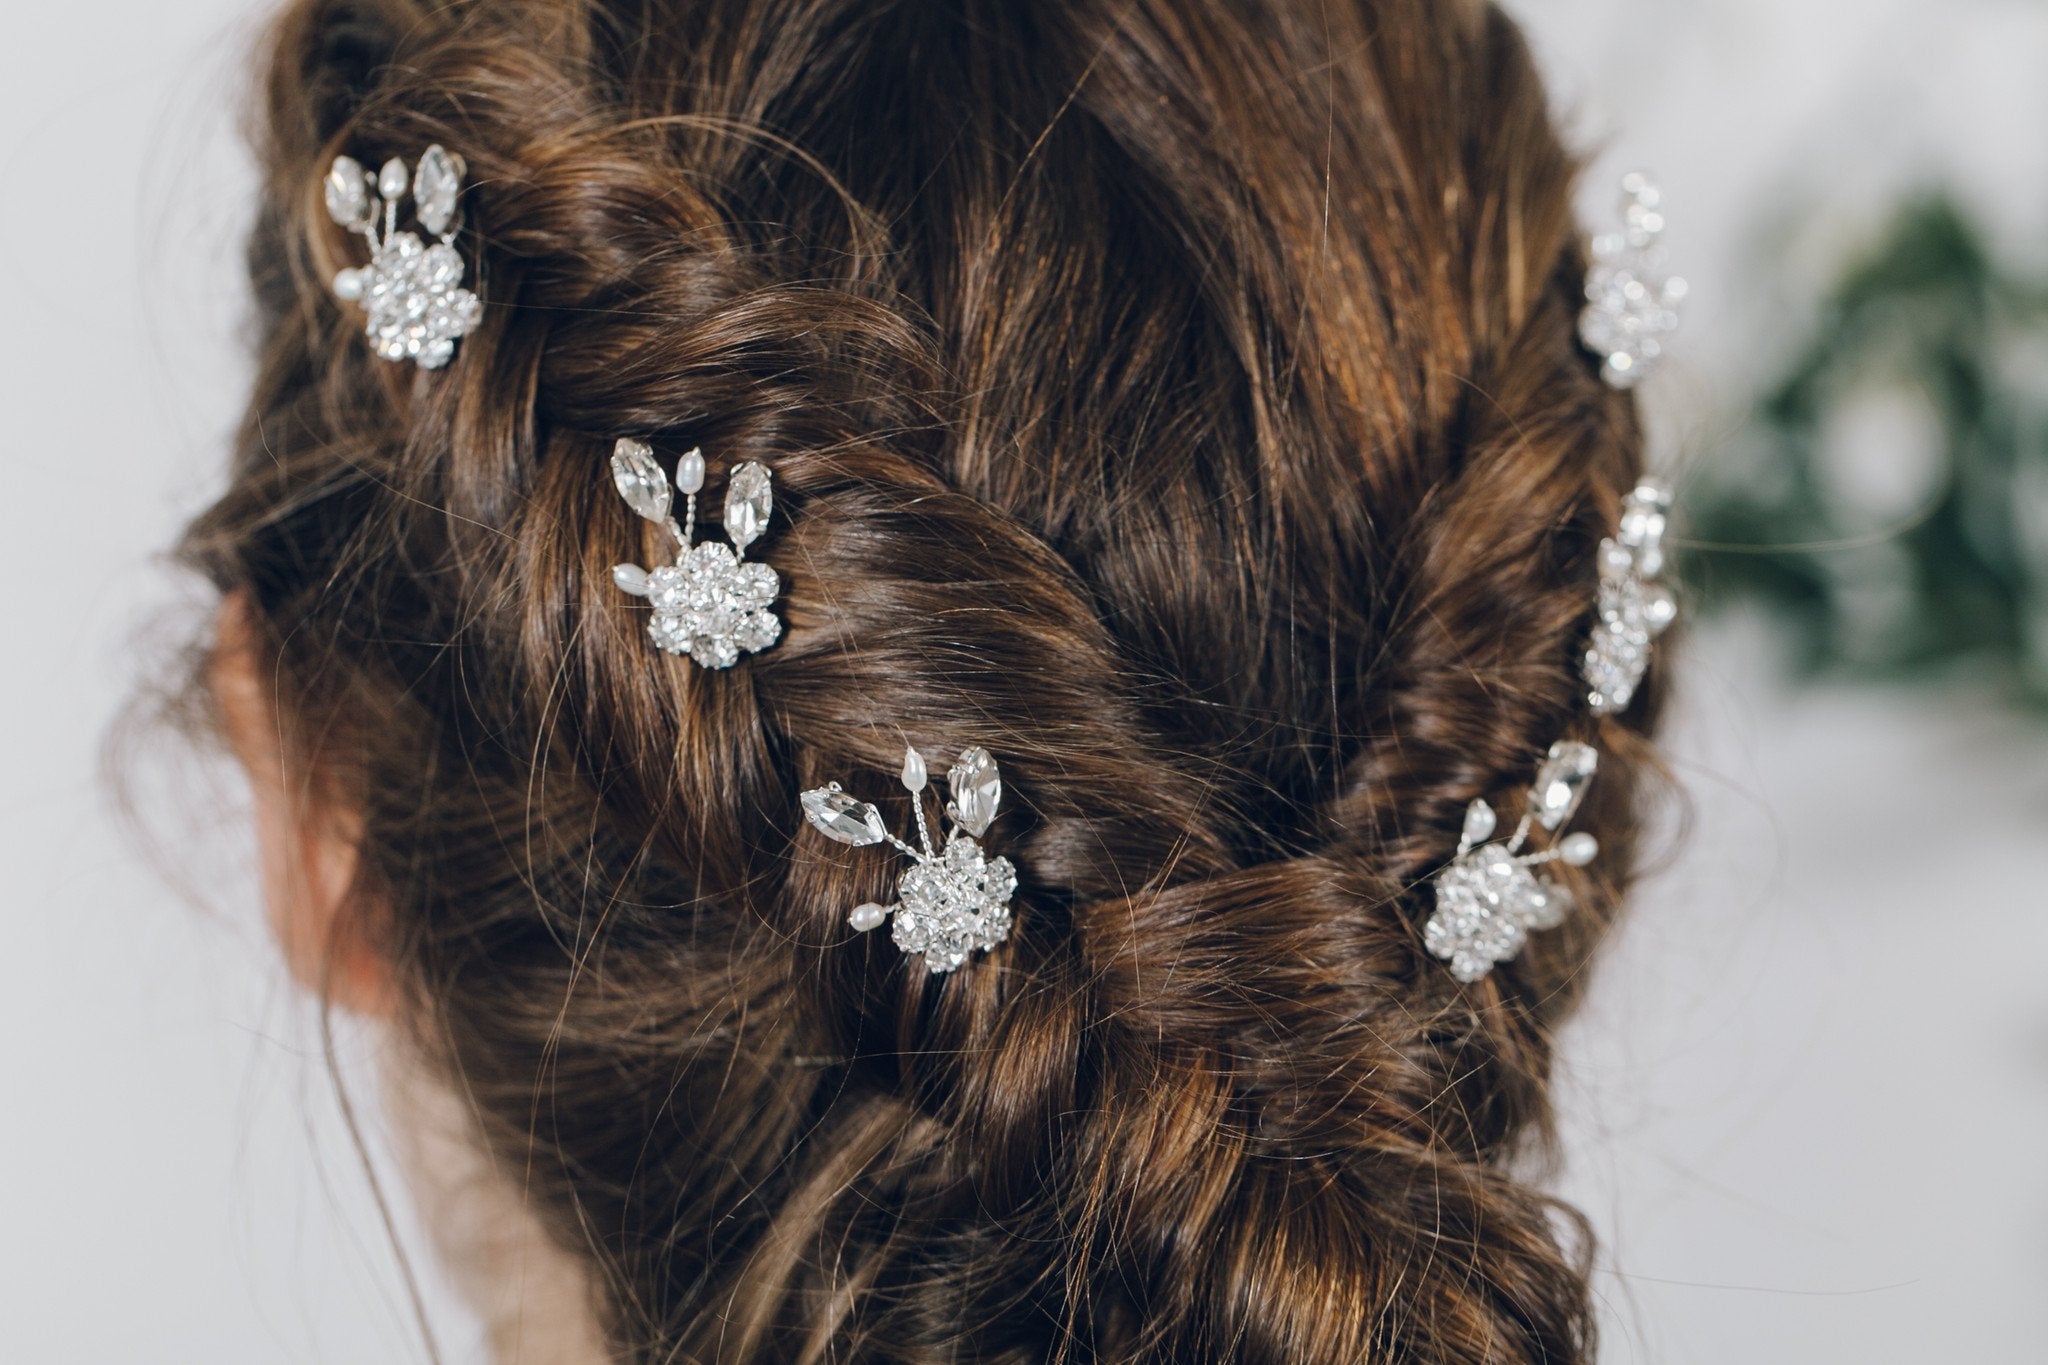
[1685,197,2048,708]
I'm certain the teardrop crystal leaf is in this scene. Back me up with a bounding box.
[610,438,671,522]
[1530,741,1599,831]
[724,462,773,553]
[947,747,1002,837]
[801,786,889,846]
[378,156,409,201]
[1461,799,1497,848]
[325,156,372,229]
[901,746,928,792]
[413,144,461,235]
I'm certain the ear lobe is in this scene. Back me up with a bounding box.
[212,592,396,1018]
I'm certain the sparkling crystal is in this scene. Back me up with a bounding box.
[850,902,890,932]
[947,747,1002,837]
[901,746,928,792]
[1585,625,1650,714]
[1425,829,1589,982]
[612,563,651,596]
[610,439,671,522]
[892,837,1016,974]
[801,785,889,846]
[378,156,409,201]
[413,144,461,236]
[1530,741,1597,831]
[675,447,705,495]
[1425,853,1534,983]
[1583,520,1677,714]
[325,156,372,230]
[723,461,773,553]
[1579,175,1682,389]
[1461,799,1497,849]
[1618,481,1672,550]
[643,542,781,668]
[335,229,481,369]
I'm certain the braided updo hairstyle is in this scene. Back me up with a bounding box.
[185,0,1666,1358]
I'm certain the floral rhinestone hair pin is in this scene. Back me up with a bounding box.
[1584,479,1676,714]
[801,746,1017,975]
[1424,741,1602,983]
[609,440,783,668]
[1578,172,1687,390]
[1422,175,1690,985]
[324,146,482,370]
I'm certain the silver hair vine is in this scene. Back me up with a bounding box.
[1425,173,1685,984]
[1425,741,1603,984]
[609,440,783,668]
[801,746,1016,975]
[324,146,483,370]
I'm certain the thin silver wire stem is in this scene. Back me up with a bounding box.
[1508,813,1534,855]
[909,790,935,859]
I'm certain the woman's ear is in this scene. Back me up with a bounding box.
[211,592,395,1017]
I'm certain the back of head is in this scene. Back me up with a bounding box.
[188,0,1659,1359]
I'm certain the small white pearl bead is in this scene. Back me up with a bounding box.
[1559,832,1600,867]
[676,447,706,494]
[849,903,888,932]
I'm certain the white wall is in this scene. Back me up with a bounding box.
[0,5,481,1360]
[3,2,2042,1360]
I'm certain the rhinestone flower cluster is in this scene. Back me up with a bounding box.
[1425,742,1602,983]
[609,441,782,669]
[802,746,1016,974]
[1578,172,1687,390]
[324,147,482,370]
[1584,479,1677,714]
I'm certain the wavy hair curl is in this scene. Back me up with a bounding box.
[185,0,1663,1359]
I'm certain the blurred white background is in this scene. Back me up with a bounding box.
[3,1,2045,1360]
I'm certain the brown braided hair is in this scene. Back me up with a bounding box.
[183,0,1665,1358]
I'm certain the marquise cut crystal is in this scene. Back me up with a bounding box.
[801,786,889,846]
[413,144,461,236]
[324,156,372,230]
[723,462,773,553]
[1531,741,1598,831]
[947,747,1002,837]
[610,439,671,522]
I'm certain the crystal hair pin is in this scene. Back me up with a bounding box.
[1425,741,1602,983]
[610,440,782,668]
[801,746,1016,975]
[1584,479,1676,714]
[324,146,482,370]
[1579,172,1686,390]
